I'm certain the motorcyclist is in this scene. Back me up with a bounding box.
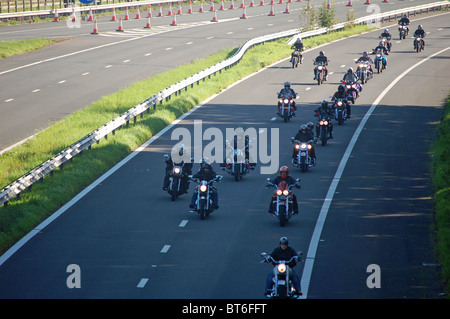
[278,82,298,114]
[355,51,373,77]
[379,28,392,51]
[163,144,193,193]
[222,134,256,169]
[264,237,302,298]
[313,50,329,81]
[292,124,316,164]
[413,25,426,49]
[267,166,300,215]
[332,84,351,119]
[342,67,362,93]
[373,42,389,69]
[189,163,220,209]
[290,38,304,64]
[398,14,410,35]
[314,99,334,139]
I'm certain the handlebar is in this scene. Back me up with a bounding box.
[260,252,303,264]
[188,175,223,184]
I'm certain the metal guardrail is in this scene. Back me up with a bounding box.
[0,0,195,19]
[0,1,448,207]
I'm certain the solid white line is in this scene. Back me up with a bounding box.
[160,245,171,253]
[137,278,149,288]
[299,46,450,299]
[32,89,41,93]
[4,99,14,102]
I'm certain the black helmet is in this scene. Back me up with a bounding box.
[321,99,328,108]
[300,124,307,132]
[284,81,291,87]
[307,122,314,130]
[280,237,289,245]
[319,51,324,56]
[338,84,345,92]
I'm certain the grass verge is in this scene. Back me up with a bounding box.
[432,97,450,297]
[0,25,371,255]
[0,38,66,58]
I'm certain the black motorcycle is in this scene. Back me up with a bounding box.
[261,252,303,299]
[163,154,190,201]
[398,23,409,40]
[333,98,348,125]
[277,93,296,122]
[313,61,327,85]
[220,141,254,181]
[266,178,300,226]
[291,138,315,172]
[342,80,359,104]
[315,110,332,146]
[414,35,424,53]
[291,50,303,68]
[189,175,222,220]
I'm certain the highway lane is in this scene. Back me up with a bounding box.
[0,12,448,299]
[0,0,440,152]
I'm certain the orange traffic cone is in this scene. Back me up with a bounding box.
[147,5,152,18]
[210,1,215,11]
[158,4,163,17]
[260,0,265,6]
[268,2,275,16]
[240,0,245,8]
[383,0,388,2]
[346,0,352,6]
[168,4,173,16]
[87,8,93,21]
[178,3,183,14]
[230,0,235,9]
[211,10,218,22]
[240,6,247,19]
[199,1,204,12]
[144,16,151,28]
[250,0,255,7]
[124,7,130,20]
[135,7,141,19]
[327,0,331,8]
[111,8,117,21]
[219,0,225,10]
[284,2,290,13]
[53,9,59,22]
[116,18,124,32]
[71,8,76,22]
[91,19,99,34]
[188,1,193,13]
[365,0,370,4]
[170,13,177,26]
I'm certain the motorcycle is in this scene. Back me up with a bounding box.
[342,80,359,104]
[266,178,301,226]
[291,138,315,172]
[220,141,254,181]
[315,110,332,146]
[189,175,222,220]
[414,35,424,53]
[290,50,303,68]
[277,93,296,122]
[313,61,327,85]
[379,36,392,52]
[163,154,190,201]
[333,98,348,125]
[398,24,408,40]
[355,60,372,84]
[261,251,303,299]
[373,48,387,74]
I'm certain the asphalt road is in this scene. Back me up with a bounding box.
[0,11,448,300]
[0,0,440,152]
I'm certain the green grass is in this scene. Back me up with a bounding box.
[0,24,371,255]
[0,38,66,58]
[432,97,450,297]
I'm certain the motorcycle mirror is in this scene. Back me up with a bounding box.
[164,154,169,159]
[296,178,300,182]
[297,251,303,256]
[266,178,270,181]
[261,252,267,256]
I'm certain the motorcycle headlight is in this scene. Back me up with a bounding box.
[276,190,283,196]
[318,66,323,70]
[277,264,286,273]
[174,167,181,174]
[319,120,324,125]
[283,99,289,104]
[324,120,328,125]
[295,144,300,150]
[337,101,343,106]
[351,84,356,88]
[278,99,283,103]
[300,143,307,149]
[346,85,351,89]
[283,190,289,196]
[307,144,312,150]
[199,185,208,192]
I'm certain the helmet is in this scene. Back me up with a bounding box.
[363,51,368,57]
[279,166,289,176]
[338,84,345,92]
[319,51,324,56]
[347,67,353,73]
[300,124,307,131]
[177,143,184,156]
[418,25,423,29]
[321,99,328,108]
[280,237,289,245]
[379,41,384,46]
[307,122,314,130]
[403,14,407,18]
[296,37,302,42]
[384,28,389,33]
[203,163,212,170]
[284,81,291,87]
